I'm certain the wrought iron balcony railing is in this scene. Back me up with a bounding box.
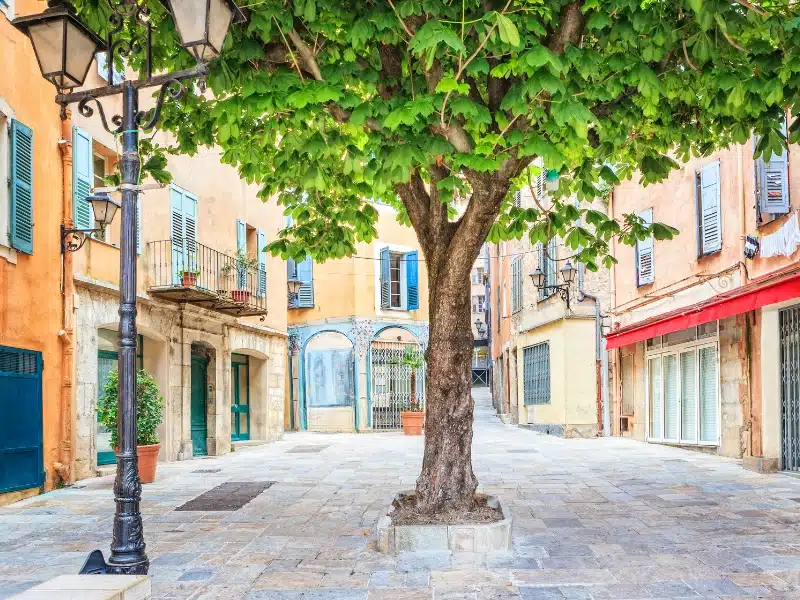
[147,239,267,317]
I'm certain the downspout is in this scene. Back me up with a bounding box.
[54,110,74,484]
[738,144,749,286]
[579,275,611,437]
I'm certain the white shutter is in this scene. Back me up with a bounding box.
[636,208,654,286]
[663,354,679,441]
[698,162,722,255]
[699,346,718,443]
[648,357,662,439]
[680,350,698,443]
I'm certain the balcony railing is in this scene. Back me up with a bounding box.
[147,239,267,317]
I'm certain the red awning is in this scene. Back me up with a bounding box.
[606,270,800,350]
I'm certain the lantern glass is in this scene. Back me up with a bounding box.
[530,268,545,289]
[287,276,303,295]
[169,0,234,62]
[560,261,576,284]
[88,193,120,228]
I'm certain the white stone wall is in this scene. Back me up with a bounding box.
[73,281,286,481]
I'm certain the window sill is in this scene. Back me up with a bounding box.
[697,249,722,260]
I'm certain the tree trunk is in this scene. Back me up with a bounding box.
[415,247,478,513]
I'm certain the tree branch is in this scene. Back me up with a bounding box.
[682,39,701,72]
[733,0,768,16]
[548,1,585,54]
[430,123,474,153]
[287,29,323,81]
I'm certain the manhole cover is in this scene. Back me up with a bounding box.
[175,482,274,511]
[192,469,222,474]
[287,445,329,454]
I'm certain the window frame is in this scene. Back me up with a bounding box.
[472,294,486,314]
[389,251,403,309]
[523,342,551,406]
[645,328,720,447]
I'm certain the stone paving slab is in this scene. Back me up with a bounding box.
[3,389,800,599]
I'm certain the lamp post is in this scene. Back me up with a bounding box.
[530,259,577,310]
[14,0,242,576]
[474,319,486,338]
[61,193,120,253]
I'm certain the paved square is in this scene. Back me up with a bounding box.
[2,389,800,599]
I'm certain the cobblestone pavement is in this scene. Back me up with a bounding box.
[4,389,800,599]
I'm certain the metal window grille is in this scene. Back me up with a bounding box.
[0,348,39,375]
[370,341,426,430]
[523,342,550,405]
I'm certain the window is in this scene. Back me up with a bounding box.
[471,266,485,285]
[513,191,522,208]
[511,257,523,313]
[621,354,635,416]
[473,347,488,368]
[9,119,34,254]
[696,161,722,256]
[472,295,485,314]
[756,117,790,220]
[379,247,419,311]
[523,342,550,405]
[635,208,654,286]
[537,238,557,301]
[496,281,501,332]
[170,184,198,283]
[646,324,718,445]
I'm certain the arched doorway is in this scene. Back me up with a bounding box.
[191,342,215,456]
[304,332,356,431]
[370,327,425,430]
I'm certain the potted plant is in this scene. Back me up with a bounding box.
[98,369,164,484]
[399,347,425,436]
[221,249,258,303]
[178,268,200,287]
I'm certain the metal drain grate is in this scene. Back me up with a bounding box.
[175,482,274,511]
[192,469,222,474]
[287,445,329,454]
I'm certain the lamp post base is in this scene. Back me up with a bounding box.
[79,550,150,575]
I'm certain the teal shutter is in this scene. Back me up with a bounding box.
[257,228,267,297]
[9,120,34,255]
[170,185,185,281]
[380,247,391,309]
[406,251,419,310]
[296,257,314,308]
[72,127,93,230]
[136,196,143,255]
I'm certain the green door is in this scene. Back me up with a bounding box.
[231,354,250,441]
[97,351,118,465]
[191,355,208,456]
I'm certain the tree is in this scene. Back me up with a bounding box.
[80,0,800,514]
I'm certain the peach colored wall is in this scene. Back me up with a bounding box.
[0,6,67,494]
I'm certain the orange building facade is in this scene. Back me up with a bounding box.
[607,121,800,473]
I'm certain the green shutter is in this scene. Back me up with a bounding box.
[9,120,34,255]
[72,127,93,230]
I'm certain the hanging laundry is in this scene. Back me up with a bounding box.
[760,212,800,258]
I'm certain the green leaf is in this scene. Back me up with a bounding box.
[495,13,520,47]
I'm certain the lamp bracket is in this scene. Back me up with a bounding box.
[61,224,103,254]
[94,183,165,194]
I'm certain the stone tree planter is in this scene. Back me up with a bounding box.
[377,493,512,554]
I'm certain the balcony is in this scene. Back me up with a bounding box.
[148,239,268,317]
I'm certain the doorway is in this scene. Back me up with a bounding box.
[231,353,250,441]
[191,354,208,456]
[781,305,800,471]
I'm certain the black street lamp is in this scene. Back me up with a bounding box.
[530,259,577,310]
[474,319,486,338]
[14,0,242,576]
[61,193,121,253]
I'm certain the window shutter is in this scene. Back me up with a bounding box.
[72,126,93,230]
[9,120,34,255]
[636,208,654,286]
[546,237,557,292]
[511,257,522,313]
[513,191,522,208]
[287,258,298,308]
[170,185,184,281]
[698,161,722,255]
[257,229,267,297]
[756,126,790,216]
[296,257,314,308]
[136,196,143,255]
[380,246,391,309]
[236,218,246,288]
[183,192,197,267]
[406,251,419,310]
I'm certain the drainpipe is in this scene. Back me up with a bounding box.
[737,144,749,286]
[579,280,610,437]
[55,109,75,484]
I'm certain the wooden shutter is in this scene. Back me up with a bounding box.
[296,257,314,308]
[636,208,654,286]
[756,125,790,215]
[406,251,419,310]
[257,229,267,297]
[183,191,197,267]
[380,246,391,309]
[72,126,93,230]
[9,120,34,255]
[697,161,722,255]
[170,186,184,280]
[512,257,522,313]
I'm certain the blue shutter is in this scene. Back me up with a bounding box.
[380,246,391,309]
[72,127,93,230]
[257,228,267,297]
[698,161,722,255]
[9,120,34,255]
[236,219,246,289]
[296,257,314,308]
[406,251,419,310]
[757,124,790,215]
[170,185,184,282]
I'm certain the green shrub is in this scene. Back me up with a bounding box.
[98,369,164,447]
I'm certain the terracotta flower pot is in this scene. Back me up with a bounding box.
[113,443,160,484]
[401,411,425,436]
[232,289,250,304]
[182,272,198,287]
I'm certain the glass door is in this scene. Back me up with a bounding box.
[648,357,663,440]
[97,350,118,465]
[663,354,679,442]
[680,350,698,443]
[231,354,250,441]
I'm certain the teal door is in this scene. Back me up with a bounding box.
[97,350,118,465]
[191,356,208,456]
[231,354,250,441]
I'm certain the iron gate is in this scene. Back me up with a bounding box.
[781,305,800,471]
[371,341,425,430]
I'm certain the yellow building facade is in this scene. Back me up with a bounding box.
[287,203,429,432]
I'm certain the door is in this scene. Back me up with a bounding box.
[0,347,44,494]
[370,341,424,430]
[231,354,250,441]
[97,350,118,465]
[781,306,800,471]
[191,355,208,456]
